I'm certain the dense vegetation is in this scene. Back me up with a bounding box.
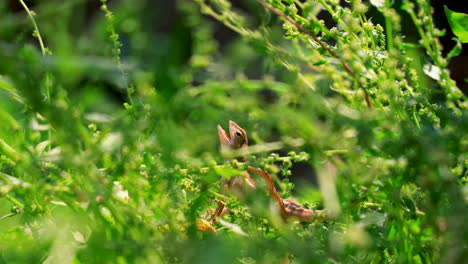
[0,0,466,263]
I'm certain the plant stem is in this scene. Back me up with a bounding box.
[0,213,16,221]
[5,194,24,209]
[18,0,54,151]
[18,0,46,55]
[256,0,373,109]
[384,0,393,51]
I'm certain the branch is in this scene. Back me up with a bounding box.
[256,0,373,109]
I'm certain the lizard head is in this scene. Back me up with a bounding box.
[217,120,248,150]
[228,120,248,149]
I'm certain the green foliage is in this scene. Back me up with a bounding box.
[444,6,468,43]
[0,0,466,263]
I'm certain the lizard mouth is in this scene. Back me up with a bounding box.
[217,124,230,147]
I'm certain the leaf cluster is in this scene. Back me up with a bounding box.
[0,0,466,263]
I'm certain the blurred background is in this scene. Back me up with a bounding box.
[3,0,467,103]
[2,0,466,189]
[0,1,467,263]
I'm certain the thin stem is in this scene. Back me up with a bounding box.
[18,0,53,151]
[18,0,46,55]
[0,213,16,221]
[317,0,360,41]
[256,0,345,70]
[256,0,373,109]
[5,194,24,209]
[100,1,134,105]
[384,0,393,51]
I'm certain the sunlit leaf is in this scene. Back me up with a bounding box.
[444,6,468,43]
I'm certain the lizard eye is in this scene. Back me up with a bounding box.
[235,131,242,137]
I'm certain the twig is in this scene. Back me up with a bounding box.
[256,0,373,109]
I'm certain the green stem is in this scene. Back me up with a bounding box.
[5,194,24,209]
[316,0,360,41]
[0,213,16,221]
[257,0,373,109]
[384,0,393,51]
[18,0,46,55]
[100,2,134,105]
[412,110,421,129]
[18,0,53,151]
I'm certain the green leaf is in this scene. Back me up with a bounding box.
[214,166,242,180]
[444,6,468,43]
[313,60,327,66]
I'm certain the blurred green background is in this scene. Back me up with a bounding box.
[0,0,467,263]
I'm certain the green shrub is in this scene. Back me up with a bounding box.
[0,0,466,263]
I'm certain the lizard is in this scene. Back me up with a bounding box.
[213,120,328,223]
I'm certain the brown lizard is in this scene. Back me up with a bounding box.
[213,120,328,223]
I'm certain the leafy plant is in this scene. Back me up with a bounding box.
[444,6,468,43]
[0,0,466,263]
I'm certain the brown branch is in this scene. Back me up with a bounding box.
[256,0,373,109]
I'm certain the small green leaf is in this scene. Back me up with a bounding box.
[313,60,327,66]
[444,6,468,43]
[214,166,241,180]
[123,102,132,110]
